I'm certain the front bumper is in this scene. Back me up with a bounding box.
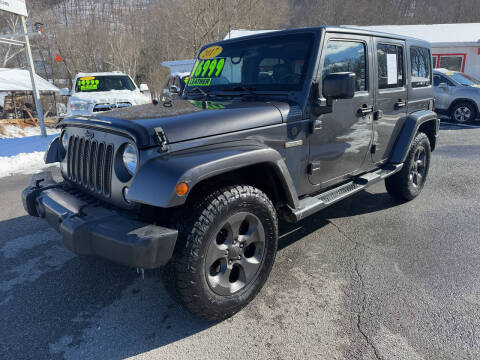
[22,172,178,269]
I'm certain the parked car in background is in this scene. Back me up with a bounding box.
[433,68,480,123]
[61,72,151,117]
[162,72,190,100]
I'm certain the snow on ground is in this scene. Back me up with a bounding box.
[0,125,60,178]
[0,152,57,178]
[0,124,59,139]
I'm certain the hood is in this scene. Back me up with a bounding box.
[70,89,146,105]
[87,98,289,145]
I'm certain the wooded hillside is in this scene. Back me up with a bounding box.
[1,0,477,93]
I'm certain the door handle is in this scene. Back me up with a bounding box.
[395,99,407,109]
[310,119,323,133]
[357,105,374,116]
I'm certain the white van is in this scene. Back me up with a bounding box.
[61,72,151,116]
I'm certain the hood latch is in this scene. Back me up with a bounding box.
[154,127,169,152]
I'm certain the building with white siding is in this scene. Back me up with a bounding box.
[358,23,480,78]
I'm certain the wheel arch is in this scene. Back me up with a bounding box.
[448,98,479,117]
[390,110,439,164]
[184,162,296,211]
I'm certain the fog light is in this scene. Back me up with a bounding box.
[123,187,131,203]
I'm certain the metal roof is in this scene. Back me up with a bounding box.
[0,68,59,92]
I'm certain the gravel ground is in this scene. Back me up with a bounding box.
[0,122,479,360]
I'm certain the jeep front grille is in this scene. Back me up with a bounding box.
[67,135,114,197]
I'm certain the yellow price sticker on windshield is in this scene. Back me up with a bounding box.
[80,76,95,81]
[199,46,223,60]
[79,79,100,91]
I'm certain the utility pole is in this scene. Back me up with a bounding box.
[21,15,46,137]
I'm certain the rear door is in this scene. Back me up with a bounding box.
[372,38,407,163]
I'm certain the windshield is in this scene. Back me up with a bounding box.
[75,75,136,93]
[186,33,315,94]
[445,72,480,87]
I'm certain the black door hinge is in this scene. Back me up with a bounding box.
[370,144,376,154]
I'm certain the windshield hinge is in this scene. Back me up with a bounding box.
[154,127,169,152]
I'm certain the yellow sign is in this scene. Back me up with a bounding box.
[80,76,95,81]
[446,72,454,76]
[199,46,223,60]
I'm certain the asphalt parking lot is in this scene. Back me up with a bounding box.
[1,122,479,360]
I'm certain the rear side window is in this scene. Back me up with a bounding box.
[323,40,367,92]
[410,46,432,88]
[377,43,404,89]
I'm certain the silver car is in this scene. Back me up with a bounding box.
[433,68,480,123]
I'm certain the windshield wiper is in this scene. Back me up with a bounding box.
[220,86,257,95]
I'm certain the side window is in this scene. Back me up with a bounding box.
[410,46,432,88]
[433,74,442,86]
[437,75,455,86]
[377,43,404,89]
[323,40,367,92]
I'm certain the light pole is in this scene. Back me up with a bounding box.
[21,16,46,137]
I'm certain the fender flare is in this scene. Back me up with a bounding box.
[128,144,299,208]
[390,110,439,164]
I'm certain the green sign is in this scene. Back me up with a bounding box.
[79,79,100,91]
[188,58,225,86]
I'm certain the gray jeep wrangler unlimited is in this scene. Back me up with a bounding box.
[23,27,439,320]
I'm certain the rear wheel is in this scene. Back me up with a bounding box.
[451,102,477,123]
[385,132,431,202]
[165,185,278,321]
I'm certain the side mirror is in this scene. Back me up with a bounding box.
[322,72,356,99]
[139,83,149,92]
[60,88,70,96]
[438,82,449,91]
[169,85,180,94]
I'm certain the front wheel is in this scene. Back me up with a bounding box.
[385,132,431,202]
[166,185,278,321]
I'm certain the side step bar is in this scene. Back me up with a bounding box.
[285,164,403,222]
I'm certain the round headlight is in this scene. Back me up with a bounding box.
[122,144,138,176]
[61,132,69,150]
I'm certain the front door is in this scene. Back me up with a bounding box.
[308,33,374,187]
[372,38,407,163]
[433,73,456,111]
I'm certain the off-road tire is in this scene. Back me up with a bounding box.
[450,101,477,124]
[385,132,431,202]
[164,185,278,321]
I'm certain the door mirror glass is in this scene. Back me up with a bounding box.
[322,72,356,99]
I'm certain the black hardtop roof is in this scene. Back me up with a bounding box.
[213,26,430,48]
